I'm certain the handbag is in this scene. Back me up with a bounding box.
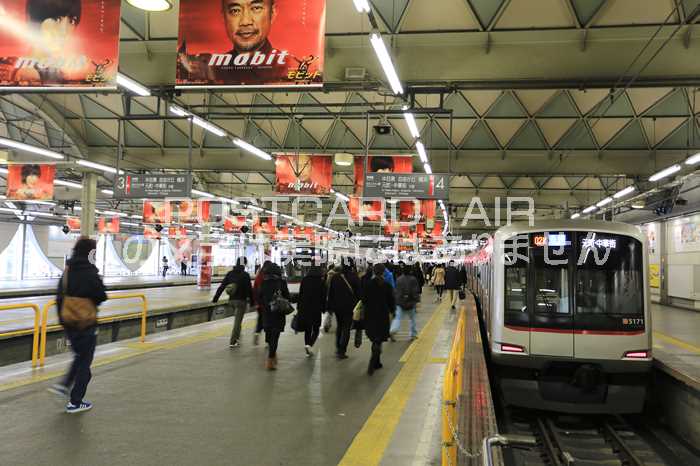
[291,312,303,333]
[60,268,98,330]
[458,289,466,300]
[269,287,294,315]
[352,300,364,321]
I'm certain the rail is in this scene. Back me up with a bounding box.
[481,435,536,466]
[39,293,149,367]
[0,303,41,368]
[442,307,466,466]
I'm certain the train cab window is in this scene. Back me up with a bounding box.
[575,233,644,315]
[504,235,528,313]
[531,232,572,315]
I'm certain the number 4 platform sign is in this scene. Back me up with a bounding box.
[363,173,449,200]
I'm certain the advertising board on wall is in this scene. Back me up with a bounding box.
[176,0,325,88]
[0,0,121,88]
[5,164,55,200]
[275,154,332,195]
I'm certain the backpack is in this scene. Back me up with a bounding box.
[225,281,238,298]
[267,282,294,315]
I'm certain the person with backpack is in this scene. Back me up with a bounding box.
[49,237,107,414]
[390,265,421,341]
[361,263,395,375]
[213,257,253,348]
[259,262,292,370]
[327,261,360,359]
[296,265,326,357]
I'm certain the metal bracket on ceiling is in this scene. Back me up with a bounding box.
[485,32,492,54]
[581,30,588,52]
[683,27,692,49]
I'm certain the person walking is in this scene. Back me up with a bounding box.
[362,263,395,375]
[161,256,169,278]
[212,258,253,348]
[259,263,291,370]
[296,265,326,357]
[432,264,445,302]
[322,263,337,333]
[180,260,188,276]
[252,260,271,345]
[445,260,462,310]
[390,265,421,341]
[50,237,107,414]
[327,261,360,359]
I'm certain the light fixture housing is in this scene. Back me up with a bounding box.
[571,213,581,219]
[613,186,636,199]
[416,141,428,163]
[125,0,172,12]
[334,153,353,166]
[192,189,215,198]
[649,164,681,182]
[76,160,124,175]
[352,0,370,13]
[233,138,272,161]
[423,163,432,174]
[0,137,64,160]
[116,73,151,96]
[582,205,597,214]
[403,109,420,140]
[685,152,700,165]
[54,179,83,189]
[369,32,403,95]
[596,197,613,208]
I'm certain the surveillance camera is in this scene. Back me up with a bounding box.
[62,225,70,234]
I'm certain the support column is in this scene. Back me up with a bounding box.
[80,172,97,237]
[659,221,669,305]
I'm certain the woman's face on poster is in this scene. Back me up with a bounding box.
[39,16,78,54]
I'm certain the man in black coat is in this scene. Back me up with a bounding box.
[444,260,463,310]
[362,263,395,375]
[213,258,253,347]
[327,262,360,359]
[296,265,326,356]
[52,237,107,414]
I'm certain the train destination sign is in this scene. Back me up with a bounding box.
[114,174,192,199]
[363,173,449,199]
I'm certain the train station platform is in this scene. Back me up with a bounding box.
[651,303,700,389]
[0,289,456,466]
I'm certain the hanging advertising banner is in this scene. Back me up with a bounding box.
[176,0,325,88]
[5,164,55,200]
[144,226,161,239]
[253,216,277,235]
[0,0,121,89]
[274,154,332,195]
[66,216,81,232]
[223,215,247,233]
[98,217,120,234]
[350,156,414,222]
[197,244,213,289]
[170,199,210,224]
[168,226,188,238]
[143,201,171,225]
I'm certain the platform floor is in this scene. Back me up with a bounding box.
[0,282,300,335]
[0,290,455,466]
[651,303,700,389]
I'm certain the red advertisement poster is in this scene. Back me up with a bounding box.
[168,226,188,238]
[197,244,213,290]
[170,199,210,224]
[223,215,247,233]
[5,164,55,200]
[253,216,277,235]
[66,216,81,231]
[98,216,120,234]
[175,238,193,262]
[275,154,332,195]
[143,201,171,225]
[177,0,325,87]
[350,156,413,222]
[0,0,121,88]
[144,226,161,239]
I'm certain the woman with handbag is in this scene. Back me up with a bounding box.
[362,264,395,375]
[327,261,360,359]
[295,265,326,357]
[49,237,107,413]
[260,263,291,370]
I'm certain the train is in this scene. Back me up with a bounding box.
[465,220,652,413]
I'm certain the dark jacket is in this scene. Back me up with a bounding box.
[362,276,395,343]
[445,266,462,290]
[213,265,253,304]
[327,269,360,318]
[413,265,425,289]
[395,274,420,309]
[56,257,108,326]
[260,265,291,333]
[297,267,326,329]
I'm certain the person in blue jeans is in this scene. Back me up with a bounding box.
[390,265,420,340]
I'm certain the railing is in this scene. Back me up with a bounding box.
[442,307,466,466]
[481,435,536,466]
[39,293,148,367]
[0,303,42,368]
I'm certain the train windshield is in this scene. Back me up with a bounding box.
[575,233,644,315]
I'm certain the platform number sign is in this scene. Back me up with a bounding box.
[114,174,192,199]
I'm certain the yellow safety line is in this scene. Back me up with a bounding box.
[653,331,700,354]
[0,320,252,393]
[338,300,449,466]
[429,357,447,364]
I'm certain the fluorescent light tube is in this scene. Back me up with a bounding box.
[613,186,635,199]
[403,111,420,140]
[76,160,124,174]
[55,179,83,189]
[649,164,681,182]
[370,33,403,95]
[0,167,7,174]
[686,152,700,165]
[5,201,17,209]
[103,210,128,217]
[233,138,272,160]
[247,205,264,212]
[0,137,64,159]
[101,189,114,195]
[22,200,55,206]
[116,73,151,97]
[131,214,143,219]
[169,105,189,117]
[192,116,226,137]
[352,0,370,13]
[416,141,428,163]
[192,189,215,198]
[582,206,597,214]
[570,213,581,219]
[596,197,613,207]
[334,191,350,202]
[423,163,432,174]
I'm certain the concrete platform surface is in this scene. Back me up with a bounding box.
[651,303,700,390]
[0,290,453,466]
[0,282,300,335]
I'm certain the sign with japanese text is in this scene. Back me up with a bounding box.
[115,174,192,199]
[363,173,449,200]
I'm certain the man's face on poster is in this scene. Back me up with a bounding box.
[222,0,276,53]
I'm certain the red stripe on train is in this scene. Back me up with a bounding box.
[505,325,645,336]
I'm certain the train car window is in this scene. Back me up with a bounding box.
[575,233,644,315]
[530,232,572,315]
[504,235,528,313]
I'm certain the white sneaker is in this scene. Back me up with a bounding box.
[66,401,93,414]
[305,345,313,357]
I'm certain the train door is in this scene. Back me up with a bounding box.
[528,232,574,357]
